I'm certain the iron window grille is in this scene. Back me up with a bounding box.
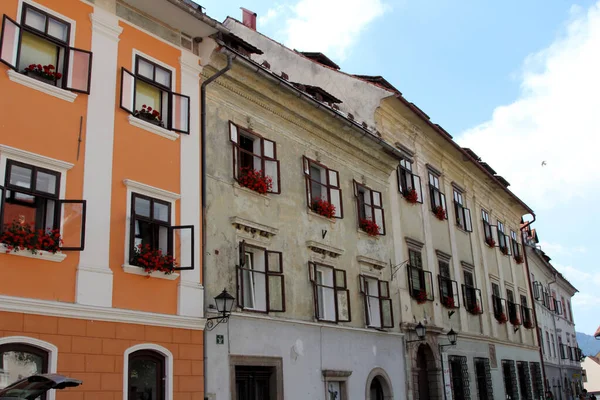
[236,241,285,313]
[474,357,493,400]
[354,181,385,235]
[449,355,471,400]
[228,121,281,193]
[308,262,351,323]
[428,171,447,218]
[0,6,93,94]
[529,362,544,399]
[120,56,191,134]
[359,275,393,329]
[517,361,533,400]
[453,189,472,232]
[1,160,86,250]
[303,156,343,218]
[397,159,423,203]
[502,360,520,400]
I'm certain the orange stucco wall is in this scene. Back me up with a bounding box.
[0,0,93,302]
[110,22,183,315]
[0,311,205,400]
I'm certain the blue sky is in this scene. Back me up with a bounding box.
[199,0,600,335]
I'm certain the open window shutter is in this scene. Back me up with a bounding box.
[464,208,473,232]
[263,139,280,194]
[303,157,312,207]
[170,225,194,270]
[490,224,498,243]
[0,186,4,231]
[57,200,86,251]
[397,167,404,193]
[335,269,350,322]
[170,92,190,134]
[452,280,460,307]
[238,240,246,267]
[413,174,423,203]
[236,262,243,308]
[0,16,21,70]
[379,281,393,328]
[454,202,462,227]
[65,47,92,94]
[266,250,285,312]
[120,68,136,114]
[373,190,385,235]
[328,169,343,218]
[505,235,511,254]
[440,192,447,215]
[359,275,366,294]
[229,122,238,143]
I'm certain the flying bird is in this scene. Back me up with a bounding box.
[541,161,547,166]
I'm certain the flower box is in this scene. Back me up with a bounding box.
[500,246,509,256]
[130,244,176,275]
[514,255,524,264]
[510,317,521,326]
[468,304,481,315]
[0,219,62,255]
[23,64,61,85]
[485,237,496,248]
[415,290,427,304]
[496,312,508,324]
[134,105,164,127]
[442,296,455,309]
[239,167,273,194]
[311,198,336,219]
[403,189,419,204]
[433,206,446,221]
[524,320,534,329]
[359,218,380,236]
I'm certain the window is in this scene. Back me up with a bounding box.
[1,160,86,250]
[308,262,350,322]
[462,269,482,314]
[533,281,541,300]
[540,329,545,355]
[562,296,568,319]
[128,350,165,400]
[530,362,543,399]
[303,157,343,218]
[129,193,193,270]
[449,355,470,400]
[474,358,492,400]
[322,371,350,400]
[397,159,422,203]
[453,189,472,232]
[481,209,494,244]
[438,260,459,308]
[120,56,190,134]
[545,332,551,357]
[0,6,92,93]
[229,122,280,193]
[428,171,446,218]
[407,249,433,302]
[236,241,285,313]
[521,294,533,328]
[568,301,573,322]
[502,360,518,400]
[491,282,506,321]
[553,294,563,316]
[551,334,557,358]
[0,343,48,394]
[497,221,510,254]
[507,289,521,325]
[511,230,522,261]
[359,275,393,328]
[516,361,533,400]
[354,181,385,235]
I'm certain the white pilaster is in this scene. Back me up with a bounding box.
[76,7,122,307]
[178,51,204,317]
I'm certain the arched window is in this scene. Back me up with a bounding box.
[128,350,166,400]
[0,343,49,396]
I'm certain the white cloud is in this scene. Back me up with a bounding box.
[554,263,591,283]
[265,0,388,60]
[458,2,600,209]
[538,241,587,256]
[258,5,286,26]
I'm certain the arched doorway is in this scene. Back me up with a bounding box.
[416,345,430,400]
[365,368,393,400]
[370,377,384,400]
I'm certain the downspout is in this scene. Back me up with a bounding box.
[201,51,233,399]
[520,215,549,395]
[547,272,563,400]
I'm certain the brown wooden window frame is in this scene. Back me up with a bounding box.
[453,188,472,232]
[228,121,281,194]
[1,159,86,251]
[302,156,343,218]
[491,282,507,321]
[354,181,385,235]
[438,260,460,309]
[506,289,522,326]
[359,275,393,329]
[510,230,522,261]
[0,5,93,94]
[407,249,434,302]
[462,270,483,315]
[127,350,166,400]
[497,221,510,255]
[129,192,194,270]
[308,262,351,323]
[428,171,447,219]
[481,209,495,245]
[236,241,285,313]
[119,56,191,134]
[397,158,423,203]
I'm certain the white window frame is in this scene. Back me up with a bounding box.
[241,245,267,312]
[123,343,173,400]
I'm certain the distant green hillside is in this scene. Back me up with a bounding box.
[577,331,600,357]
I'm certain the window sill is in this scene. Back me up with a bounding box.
[127,115,179,141]
[357,230,380,240]
[0,244,67,263]
[308,209,337,224]
[233,182,270,200]
[122,264,180,280]
[7,69,77,103]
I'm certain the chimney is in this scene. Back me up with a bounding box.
[241,8,257,30]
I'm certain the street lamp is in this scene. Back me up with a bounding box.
[206,288,235,331]
[406,322,427,344]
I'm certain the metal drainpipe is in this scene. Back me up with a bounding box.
[520,215,550,396]
[201,51,233,399]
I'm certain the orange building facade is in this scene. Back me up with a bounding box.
[0,1,223,399]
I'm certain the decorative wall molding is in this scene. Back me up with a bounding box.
[357,255,387,270]
[405,237,425,250]
[128,115,180,141]
[0,144,74,171]
[306,240,344,258]
[123,179,181,201]
[230,216,278,237]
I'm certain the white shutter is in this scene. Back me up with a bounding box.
[263,138,275,158]
[374,209,384,234]
[229,122,238,143]
[414,174,423,203]
[330,188,342,218]
[464,208,472,232]
[66,47,92,94]
[0,16,20,70]
[170,92,190,134]
[265,159,280,193]
[119,68,135,114]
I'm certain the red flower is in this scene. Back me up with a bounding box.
[55,72,62,79]
[469,303,481,315]
[311,198,336,218]
[496,312,508,324]
[485,237,496,248]
[130,244,177,275]
[500,246,509,255]
[514,255,524,264]
[359,219,380,236]
[442,296,455,308]
[404,188,419,204]
[510,317,521,326]
[239,167,273,194]
[415,290,427,304]
[524,320,534,329]
[433,206,446,221]
[147,107,153,112]
[0,218,62,255]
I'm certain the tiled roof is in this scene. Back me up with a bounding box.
[299,52,340,70]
